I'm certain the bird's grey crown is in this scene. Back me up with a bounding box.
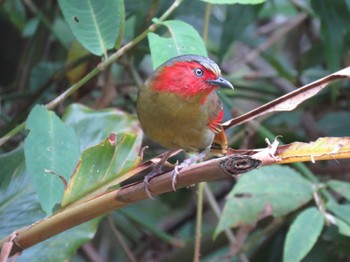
[160,54,221,76]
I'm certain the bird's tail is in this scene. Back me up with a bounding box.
[210,129,228,156]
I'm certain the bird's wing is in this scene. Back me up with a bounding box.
[206,92,228,156]
[207,92,224,134]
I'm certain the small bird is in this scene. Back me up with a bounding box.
[137,54,233,197]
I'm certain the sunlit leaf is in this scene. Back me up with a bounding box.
[62,133,140,207]
[274,137,350,164]
[283,207,324,262]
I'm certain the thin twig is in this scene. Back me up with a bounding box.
[107,216,137,262]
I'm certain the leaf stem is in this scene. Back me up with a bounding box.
[202,4,211,43]
[194,182,204,262]
[203,184,236,244]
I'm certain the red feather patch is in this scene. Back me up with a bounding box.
[152,61,218,98]
[208,110,224,134]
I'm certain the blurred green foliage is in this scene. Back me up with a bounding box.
[1,0,350,261]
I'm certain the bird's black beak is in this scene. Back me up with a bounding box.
[207,76,234,89]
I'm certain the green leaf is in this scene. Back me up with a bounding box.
[18,219,100,262]
[62,103,141,152]
[283,207,324,262]
[62,133,140,206]
[327,202,350,224]
[310,0,350,71]
[57,0,124,56]
[148,20,207,69]
[218,3,263,61]
[327,179,350,200]
[24,105,80,215]
[0,149,100,261]
[201,0,266,4]
[0,158,43,238]
[0,147,24,189]
[215,166,313,236]
[334,217,350,237]
[318,111,350,137]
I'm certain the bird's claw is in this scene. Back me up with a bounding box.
[143,165,163,199]
[143,175,155,200]
[171,150,208,191]
[171,166,182,191]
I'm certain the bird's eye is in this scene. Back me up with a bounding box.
[194,68,204,77]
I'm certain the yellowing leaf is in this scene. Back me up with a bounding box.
[66,41,89,84]
[274,137,350,164]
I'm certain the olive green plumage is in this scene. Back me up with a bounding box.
[136,54,233,153]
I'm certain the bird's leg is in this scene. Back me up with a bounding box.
[171,149,209,191]
[144,149,176,198]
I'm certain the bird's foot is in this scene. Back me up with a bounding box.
[171,150,208,191]
[143,165,163,199]
[143,150,176,199]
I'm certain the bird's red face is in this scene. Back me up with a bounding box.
[150,58,233,99]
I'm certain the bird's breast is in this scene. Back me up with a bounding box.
[137,86,220,152]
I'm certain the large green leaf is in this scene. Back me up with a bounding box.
[57,0,124,56]
[283,207,324,262]
[62,103,141,152]
[62,133,139,206]
[327,202,350,225]
[61,104,142,206]
[0,157,43,238]
[215,166,313,236]
[327,179,350,201]
[334,217,350,237]
[148,20,207,69]
[0,148,100,262]
[24,105,80,215]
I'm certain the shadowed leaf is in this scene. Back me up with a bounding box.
[283,207,324,262]
[327,202,350,224]
[201,0,266,6]
[215,166,313,236]
[0,148,100,262]
[327,180,350,201]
